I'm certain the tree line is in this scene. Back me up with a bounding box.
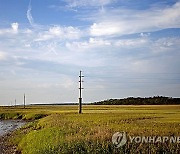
[92,96,180,105]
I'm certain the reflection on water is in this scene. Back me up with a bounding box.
[0,120,26,136]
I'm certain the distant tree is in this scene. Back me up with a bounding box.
[92,96,180,105]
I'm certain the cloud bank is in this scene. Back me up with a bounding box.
[90,2,180,36]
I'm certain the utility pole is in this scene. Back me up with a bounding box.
[24,94,26,109]
[79,70,84,114]
[15,99,16,107]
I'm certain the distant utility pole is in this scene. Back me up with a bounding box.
[24,94,26,109]
[79,70,84,114]
[15,99,16,107]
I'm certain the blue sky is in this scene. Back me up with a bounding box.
[0,0,180,105]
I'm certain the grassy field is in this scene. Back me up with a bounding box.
[0,105,180,154]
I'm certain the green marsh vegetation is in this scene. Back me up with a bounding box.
[0,105,180,153]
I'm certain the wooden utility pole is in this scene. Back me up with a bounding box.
[15,99,16,107]
[24,94,26,109]
[79,70,84,114]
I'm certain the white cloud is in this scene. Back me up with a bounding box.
[90,2,180,36]
[90,22,120,36]
[151,37,180,53]
[89,37,111,46]
[0,22,19,35]
[65,0,115,8]
[66,37,150,52]
[11,23,19,33]
[114,38,148,47]
[49,26,63,36]
[66,37,111,51]
[35,26,81,41]
[140,32,151,37]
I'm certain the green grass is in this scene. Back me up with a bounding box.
[1,105,180,153]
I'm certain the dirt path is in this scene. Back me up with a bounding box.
[0,133,20,154]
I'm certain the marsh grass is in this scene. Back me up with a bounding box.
[0,105,180,153]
